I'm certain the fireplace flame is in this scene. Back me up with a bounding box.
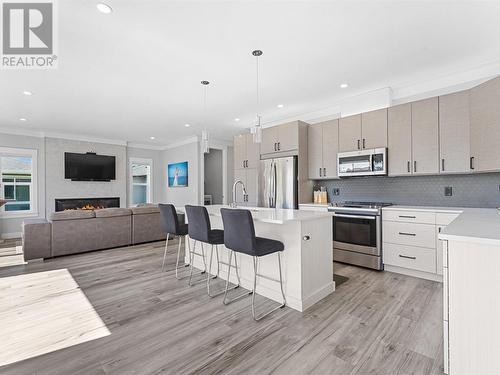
[64,204,105,211]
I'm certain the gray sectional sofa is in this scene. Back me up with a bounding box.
[22,205,174,261]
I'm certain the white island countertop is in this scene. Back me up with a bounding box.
[384,205,500,246]
[203,204,333,225]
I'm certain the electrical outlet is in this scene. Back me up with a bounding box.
[332,188,340,196]
[444,186,453,197]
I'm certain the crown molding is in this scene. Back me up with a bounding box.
[0,127,45,138]
[43,131,128,146]
[163,136,200,150]
[127,142,166,151]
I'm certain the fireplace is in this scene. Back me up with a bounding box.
[55,197,120,212]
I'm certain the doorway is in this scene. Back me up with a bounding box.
[203,149,223,205]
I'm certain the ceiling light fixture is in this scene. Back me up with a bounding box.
[201,80,210,154]
[96,3,112,14]
[234,118,240,122]
[277,104,284,108]
[184,123,190,127]
[23,91,33,96]
[150,136,155,140]
[19,118,27,122]
[340,83,349,89]
[251,49,263,144]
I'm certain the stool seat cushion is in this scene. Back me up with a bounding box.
[208,229,224,245]
[255,237,284,256]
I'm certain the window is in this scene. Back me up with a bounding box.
[129,158,152,206]
[0,148,38,217]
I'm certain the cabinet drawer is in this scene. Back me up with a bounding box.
[383,221,436,248]
[383,242,436,273]
[436,212,460,226]
[383,210,436,224]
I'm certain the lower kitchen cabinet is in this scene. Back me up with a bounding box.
[382,207,460,281]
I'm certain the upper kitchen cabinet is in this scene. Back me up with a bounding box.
[411,97,439,175]
[388,103,412,176]
[233,133,260,170]
[470,76,500,172]
[308,119,339,179]
[338,110,387,152]
[338,114,362,152]
[261,121,300,156]
[439,91,471,174]
[361,108,388,149]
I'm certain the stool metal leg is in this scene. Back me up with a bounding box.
[223,250,252,305]
[161,233,170,271]
[207,245,229,297]
[175,235,190,280]
[188,240,208,286]
[251,252,286,321]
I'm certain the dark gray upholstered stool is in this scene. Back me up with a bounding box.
[159,204,191,279]
[220,208,286,321]
[184,205,239,297]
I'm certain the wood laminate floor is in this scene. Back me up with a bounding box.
[0,240,444,375]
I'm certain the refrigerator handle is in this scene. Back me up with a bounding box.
[272,160,277,208]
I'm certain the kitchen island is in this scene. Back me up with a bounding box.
[183,205,335,312]
[439,208,500,374]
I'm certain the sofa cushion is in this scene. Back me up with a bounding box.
[131,206,160,215]
[50,210,95,221]
[22,219,51,260]
[94,208,132,218]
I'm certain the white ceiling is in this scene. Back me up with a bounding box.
[2,0,500,146]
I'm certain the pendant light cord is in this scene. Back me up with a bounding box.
[256,54,260,117]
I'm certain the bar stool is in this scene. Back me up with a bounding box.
[159,204,193,279]
[220,208,286,321]
[184,205,239,296]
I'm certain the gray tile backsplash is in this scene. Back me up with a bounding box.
[316,173,500,208]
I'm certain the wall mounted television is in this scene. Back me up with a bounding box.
[64,152,116,181]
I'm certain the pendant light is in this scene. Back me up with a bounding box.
[201,80,210,153]
[251,50,263,143]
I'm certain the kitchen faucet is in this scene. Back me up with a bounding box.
[231,180,247,208]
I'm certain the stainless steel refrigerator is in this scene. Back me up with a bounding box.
[258,156,298,209]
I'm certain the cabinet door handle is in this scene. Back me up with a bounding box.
[319,168,322,177]
[274,143,277,151]
[323,167,326,176]
[407,161,411,173]
[357,139,360,150]
[362,139,366,149]
[470,156,475,170]
[399,232,416,236]
[414,161,417,173]
[399,254,417,260]
[442,159,445,171]
[278,142,281,151]
[399,215,416,219]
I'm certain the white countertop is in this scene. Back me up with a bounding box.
[299,203,330,208]
[384,205,500,246]
[203,205,333,224]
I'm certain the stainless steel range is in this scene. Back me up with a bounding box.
[328,201,392,270]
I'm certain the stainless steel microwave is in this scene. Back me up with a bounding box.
[337,148,387,177]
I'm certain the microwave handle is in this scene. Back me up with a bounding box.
[369,153,374,171]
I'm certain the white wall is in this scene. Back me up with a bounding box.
[162,141,200,207]
[127,147,164,204]
[0,133,46,237]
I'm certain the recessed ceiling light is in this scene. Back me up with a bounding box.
[23,91,33,96]
[96,3,112,14]
[277,104,284,108]
[184,123,190,127]
[19,118,27,122]
[340,83,349,89]
[150,136,155,140]
[234,118,240,122]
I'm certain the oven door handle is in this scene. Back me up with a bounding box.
[331,213,377,220]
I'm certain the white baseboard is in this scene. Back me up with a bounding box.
[384,264,443,282]
[1,232,22,240]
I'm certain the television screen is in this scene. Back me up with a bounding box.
[64,152,116,181]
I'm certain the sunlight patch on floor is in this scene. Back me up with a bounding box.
[0,268,110,366]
